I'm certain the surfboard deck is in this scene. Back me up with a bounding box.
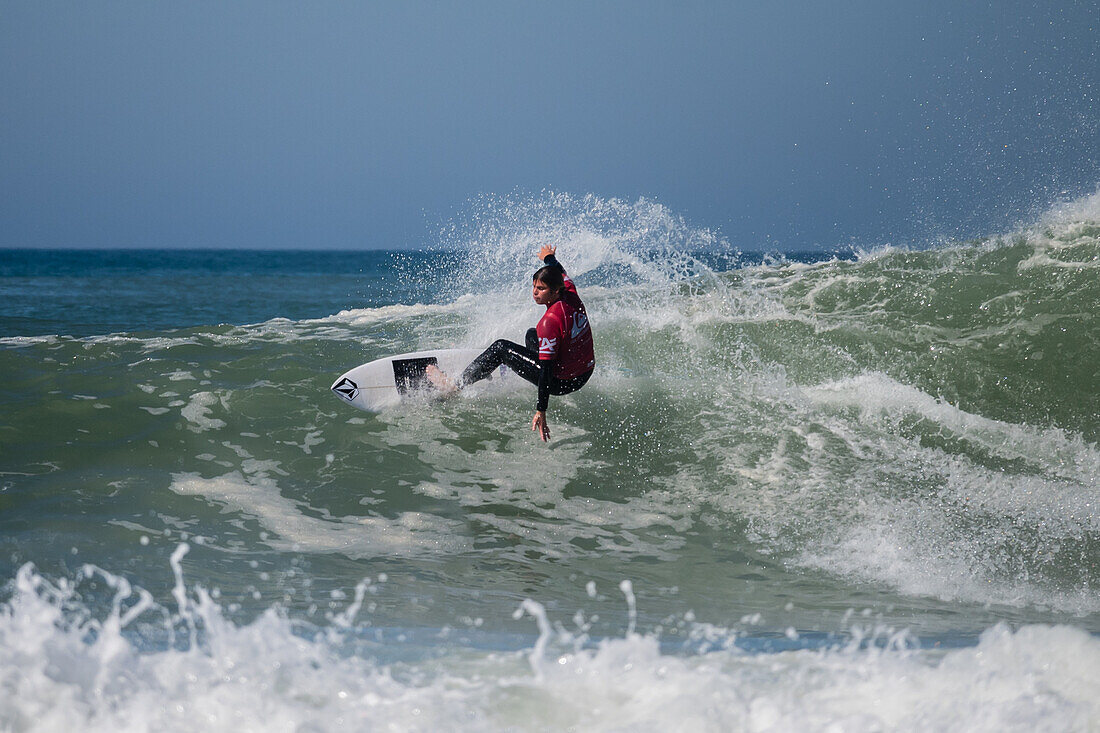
[331,348,517,413]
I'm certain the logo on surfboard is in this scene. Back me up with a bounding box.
[332,377,359,401]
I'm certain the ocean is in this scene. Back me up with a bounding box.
[2,192,1099,731]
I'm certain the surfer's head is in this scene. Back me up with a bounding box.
[532,266,564,305]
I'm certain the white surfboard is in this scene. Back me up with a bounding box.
[330,348,518,413]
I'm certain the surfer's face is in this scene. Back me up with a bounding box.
[532,279,557,306]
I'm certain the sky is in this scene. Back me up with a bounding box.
[1,1,1096,251]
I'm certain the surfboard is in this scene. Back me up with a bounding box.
[330,348,517,413]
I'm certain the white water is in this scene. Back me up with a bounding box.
[2,558,1098,732]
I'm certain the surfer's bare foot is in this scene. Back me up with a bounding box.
[425,364,457,395]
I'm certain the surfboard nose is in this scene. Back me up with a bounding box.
[331,376,359,401]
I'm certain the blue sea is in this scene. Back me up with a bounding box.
[2,193,1099,731]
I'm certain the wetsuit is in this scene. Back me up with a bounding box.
[459,254,595,411]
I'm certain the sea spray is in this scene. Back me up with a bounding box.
[2,558,1099,732]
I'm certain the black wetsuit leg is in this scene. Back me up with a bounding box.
[460,339,542,386]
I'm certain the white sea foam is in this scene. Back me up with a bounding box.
[0,335,60,347]
[180,391,227,432]
[805,373,1100,491]
[168,472,469,559]
[775,372,1100,612]
[1,561,1098,732]
[798,515,1100,613]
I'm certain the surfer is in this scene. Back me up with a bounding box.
[427,245,595,441]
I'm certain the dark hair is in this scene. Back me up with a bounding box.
[533,265,565,292]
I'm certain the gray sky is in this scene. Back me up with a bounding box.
[1,1,1096,251]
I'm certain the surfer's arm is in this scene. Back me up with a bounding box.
[538,246,577,296]
[534,316,554,442]
[533,354,552,442]
[537,359,552,412]
[538,245,566,274]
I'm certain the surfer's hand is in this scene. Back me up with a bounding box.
[538,245,556,262]
[532,410,550,442]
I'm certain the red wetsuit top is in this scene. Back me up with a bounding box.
[536,260,595,381]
